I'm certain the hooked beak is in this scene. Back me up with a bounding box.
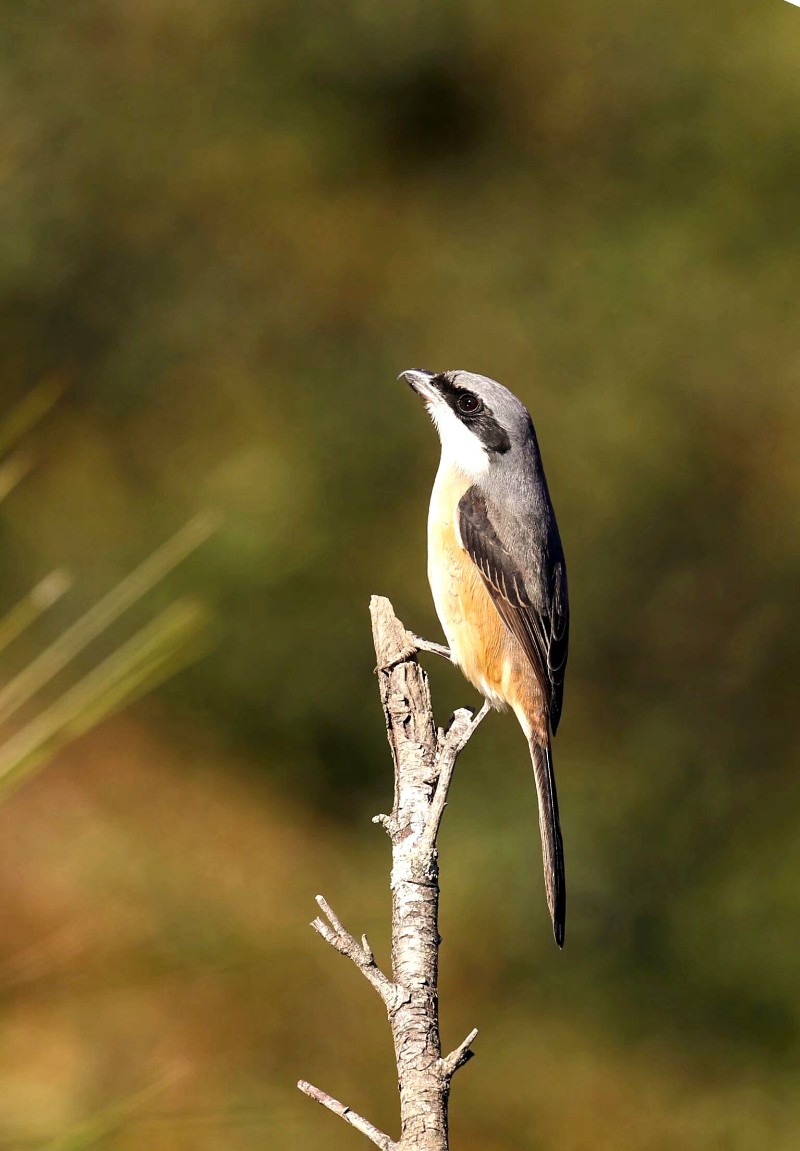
[399,368,439,402]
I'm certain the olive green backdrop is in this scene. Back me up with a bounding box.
[1,1,799,1148]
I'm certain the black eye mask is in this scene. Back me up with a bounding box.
[432,374,512,455]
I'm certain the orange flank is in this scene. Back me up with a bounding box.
[426,467,548,745]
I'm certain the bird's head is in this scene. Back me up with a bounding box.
[400,368,535,479]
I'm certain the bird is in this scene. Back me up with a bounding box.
[401,368,569,947]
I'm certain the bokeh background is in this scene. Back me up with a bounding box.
[1,1,799,1147]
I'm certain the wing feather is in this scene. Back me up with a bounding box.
[458,487,569,732]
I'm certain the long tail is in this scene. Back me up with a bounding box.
[529,737,566,948]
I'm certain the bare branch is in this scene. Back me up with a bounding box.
[371,811,399,838]
[311,894,403,1012]
[297,1081,397,1151]
[440,1027,479,1080]
[301,597,482,1149]
[371,597,417,670]
[421,699,491,855]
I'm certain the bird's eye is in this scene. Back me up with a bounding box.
[457,392,482,415]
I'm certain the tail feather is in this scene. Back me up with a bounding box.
[529,738,566,948]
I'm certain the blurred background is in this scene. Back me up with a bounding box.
[1,1,799,1147]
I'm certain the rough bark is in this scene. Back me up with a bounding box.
[298,595,488,1150]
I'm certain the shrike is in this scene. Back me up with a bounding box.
[401,368,569,947]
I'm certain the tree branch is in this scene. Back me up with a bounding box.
[421,700,491,856]
[310,894,406,1013]
[440,1027,479,1080]
[297,1081,397,1150]
[300,595,484,1150]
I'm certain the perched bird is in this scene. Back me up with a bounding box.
[401,368,569,947]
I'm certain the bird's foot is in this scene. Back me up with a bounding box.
[409,635,452,661]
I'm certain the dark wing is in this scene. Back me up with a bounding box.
[458,486,569,732]
[459,485,569,946]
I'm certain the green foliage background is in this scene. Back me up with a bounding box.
[1,1,800,1147]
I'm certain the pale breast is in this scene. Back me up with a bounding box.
[427,465,522,709]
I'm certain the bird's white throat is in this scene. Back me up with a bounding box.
[426,400,490,480]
